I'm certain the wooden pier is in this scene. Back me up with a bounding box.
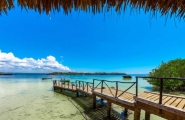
[53,77,185,120]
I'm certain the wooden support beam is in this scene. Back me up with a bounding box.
[107,101,112,119]
[145,111,151,120]
[76,91,79,97]
[124,108,128,117]
[93,95,96,109]
[134,107,141,120]
[60,89,62,93]
[101,99,104,106]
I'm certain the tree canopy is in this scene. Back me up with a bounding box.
[146,59,185,91]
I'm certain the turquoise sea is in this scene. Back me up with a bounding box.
[0,74,163,120]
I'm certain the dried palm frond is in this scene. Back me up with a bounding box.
[0,0,185,19]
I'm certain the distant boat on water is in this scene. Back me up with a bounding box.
[42,78,52,80]
[122,75,132,80]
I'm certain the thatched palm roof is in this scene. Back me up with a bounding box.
[1,0,185,19]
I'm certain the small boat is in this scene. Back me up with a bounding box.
[42,77,52,80]
[122,75,132,80]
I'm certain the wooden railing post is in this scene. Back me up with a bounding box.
[79,81,80,89]
[136,77,138,97]
[101,80,104,93]
[53,80,55,86]
[115,81,118,98]
[76,81,78,89]
[87,82,89,92]
[93,79,95,91]
[159,78,163,104]
[64,81,65,88]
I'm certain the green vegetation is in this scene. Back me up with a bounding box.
[146,59,185,91]
[47,72,126,75]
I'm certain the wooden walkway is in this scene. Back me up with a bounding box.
[137,91,185,111]
[135,91,185,119]
[53,77,185,120]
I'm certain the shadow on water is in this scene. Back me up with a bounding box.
[53,89,128,120]
[97,99,128,120]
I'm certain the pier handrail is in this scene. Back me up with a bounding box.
[136,76,185,105]
[93,79,138,98]
[76,80,93,93]
[53,80,76,90]
[53,80,57,86]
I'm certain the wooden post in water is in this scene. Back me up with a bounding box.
[101,99,104,106]
[93,94,96,109]
[107,101,112,119]
[134,107,141,120]
[145,111,151,120]
[60,89,62,93]
[124,108,128,117]
[83,81,84,90]
[76,91,79,97]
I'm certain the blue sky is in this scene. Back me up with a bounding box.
[0,5,185,73]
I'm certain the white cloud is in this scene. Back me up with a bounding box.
[0,51,71,73]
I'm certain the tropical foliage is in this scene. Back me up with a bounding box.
[146,59,185,91]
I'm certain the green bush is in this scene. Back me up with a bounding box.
[146,59,185,91]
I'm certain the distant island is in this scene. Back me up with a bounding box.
[0,72,13,75]
[47,72,127,75]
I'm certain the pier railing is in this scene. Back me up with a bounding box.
[136,76,185,105]
[93,79,138,98]
[53,80,76,90]
[76,80,93,93]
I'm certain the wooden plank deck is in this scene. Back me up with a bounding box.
[93,87,136,110]
[136,91,185,118]
[94,88,135,102]
[138,91,185,110]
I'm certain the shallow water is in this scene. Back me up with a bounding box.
[0,74,164,120]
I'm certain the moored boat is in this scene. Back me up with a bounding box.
[122,75,132,80]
